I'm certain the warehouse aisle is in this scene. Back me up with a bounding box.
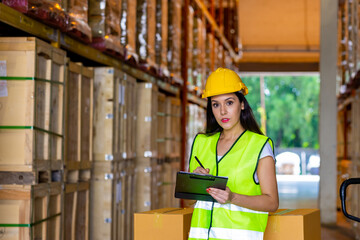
[277,174,356,239]
[277,174,319,209]
[321,212,355,240]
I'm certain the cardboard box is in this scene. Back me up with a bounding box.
[134,208,193,240]
[264,209,321,240]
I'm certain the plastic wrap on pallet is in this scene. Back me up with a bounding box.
[67,14,92,43]
[119,0,137,60]
[199,18,207,90]
[136,0,157,70]
[88,0,123,55]
[155,0,162,69]
[106,0,121,35]
[88,0,124,56]
[89,0,121,37]
[192,16,199,80]
[66,0,88,21]
[161,0,169,76]
[167,0,182,83]
[88,0,105,16]
[187,6,194,89]
[3,0,69,31]
[136,0,147,63]
[193,17,204,94]
[147,0,156,68]
[206,33,213,76]
[155,0,169,77]
[215,38,221,69]
[64,0,92,43]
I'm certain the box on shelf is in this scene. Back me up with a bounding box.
[134,208,193,240]
[135,157,161,212]
[0,182,62,240]
[93,68,123,162]
[93,68,137,162]
[121,74,137,160]
[264,209,321,240]
[90,160,135,240]
[0,37,65,180]
[63,181,90,240]
[136,82,158,159]
[64,61,93,183]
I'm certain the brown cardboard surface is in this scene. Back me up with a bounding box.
[264,209,321,240]
[134,208,193,240]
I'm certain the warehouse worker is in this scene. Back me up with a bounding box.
[188,68,279,240]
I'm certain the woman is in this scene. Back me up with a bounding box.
[188,68,279,240]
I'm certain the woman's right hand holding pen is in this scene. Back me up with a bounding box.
[193,156,211,175]
[193,167,211,175]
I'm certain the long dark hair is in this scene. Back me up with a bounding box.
[205,91,263,135]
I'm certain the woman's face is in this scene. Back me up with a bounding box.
[211,93,244,131]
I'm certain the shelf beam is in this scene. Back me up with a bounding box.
[0,3,58,42]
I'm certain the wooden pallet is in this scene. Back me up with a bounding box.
[0,182,62,240]
[0,37,66,175]
[63,181,90,240]
[64,61,93,183]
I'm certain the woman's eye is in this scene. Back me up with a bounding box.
[226,101,233,106]
[212,103,219,108]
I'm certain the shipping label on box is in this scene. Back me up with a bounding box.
[264,209,321,240]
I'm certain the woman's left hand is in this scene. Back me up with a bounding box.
[207,187,233,204]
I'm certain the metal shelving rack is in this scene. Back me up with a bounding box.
[0,0,240,174]
[0,3,179,95]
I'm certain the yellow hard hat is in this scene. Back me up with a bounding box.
[202,68,248,98]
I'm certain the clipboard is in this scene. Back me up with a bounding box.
[174,171,228,202]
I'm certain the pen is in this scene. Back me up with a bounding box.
[194,156,205,169]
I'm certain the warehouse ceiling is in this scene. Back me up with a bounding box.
[236,0,320,72]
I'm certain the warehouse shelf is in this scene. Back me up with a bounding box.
[0,3,180,96]
[193,0,242,62]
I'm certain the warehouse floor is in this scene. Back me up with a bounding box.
[321,211,355,240]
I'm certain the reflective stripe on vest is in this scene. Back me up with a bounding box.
[189,227,264,240]
[188,130,274,240]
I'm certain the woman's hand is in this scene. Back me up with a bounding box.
[207,187,233,204]
[193,167,210,175]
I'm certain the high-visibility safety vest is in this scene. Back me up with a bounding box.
[188,130,274,240]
